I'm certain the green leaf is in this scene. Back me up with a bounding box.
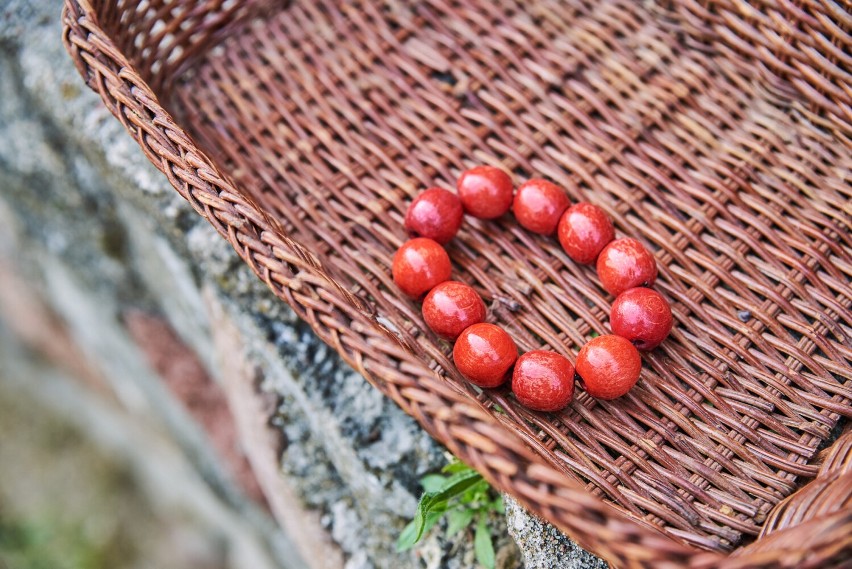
[411,495,447,544]
[422,511,443,536]
[398,457,505,557]
[420,474,447,493]
[460,480,489,504]
[441,459,470,474]
[492,495,505,514]
[429,468,483,504]
[474,517,496,569]
[445,508,475,537]
[397,511,442,552]
[411,469,483,543]
[397,520,418,551]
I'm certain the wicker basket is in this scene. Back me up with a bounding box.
[63,1,852,567]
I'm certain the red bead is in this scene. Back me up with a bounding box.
[596,237,657,296]
[422,281,486,341]
[557,202,615,265]
[392,238,451,299]
[404,188,464,245]
[610,287,673,351]
[453,323,517,388]
[575,335,641,400]
[457,166,514,219]
[511,351,575,412]
[512,179,571,235]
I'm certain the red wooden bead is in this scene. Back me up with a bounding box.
[575,335,641,400]
[453,323,517,388]
[422,281,486,341]
[596,237,657,296]
[457,166,514,219]
[512,179,571,235]
[610,287,673,351]
[404,187,464,245]
[392,238,451,299]
[511,350,575,412]
[557,202,615,265]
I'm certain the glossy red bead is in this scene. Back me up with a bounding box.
[422,281,487,341]
[575,335,642,400]
[511,350,575,412]
[557,202,615,265]
[610,287,673,351]
[596,238,658,296]
[404,188,464,245]
[453,323,517,388]
[392,238,451,299]
[457,166,514,219]
[512,179,571,235]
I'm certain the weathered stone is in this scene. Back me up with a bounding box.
[505,496,609,569]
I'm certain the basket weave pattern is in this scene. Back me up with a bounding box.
[678,0,851,132]
[63,0,852,567]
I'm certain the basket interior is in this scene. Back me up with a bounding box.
[142,0,852,552]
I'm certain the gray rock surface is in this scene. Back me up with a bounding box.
[0,2,603,568]
[505,497,609,569]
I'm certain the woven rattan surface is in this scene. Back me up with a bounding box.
[63,0,852,567]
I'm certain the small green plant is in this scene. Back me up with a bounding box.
[397,458,504,569]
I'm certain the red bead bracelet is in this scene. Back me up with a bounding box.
[393,166,673,412]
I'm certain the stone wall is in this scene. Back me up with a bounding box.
[0,3,604,568]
